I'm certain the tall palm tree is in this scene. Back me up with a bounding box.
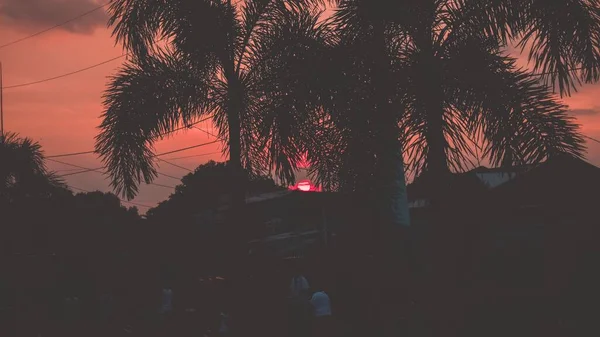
[301,2,595,334]
[96,0,327,208]
[308,0,591,205]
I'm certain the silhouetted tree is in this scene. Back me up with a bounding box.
[96,0,327,207]
[294,2,594,335]
[0,132,67,203]
[145,161,282,275]
[147,160,282,220]
[307,0,589,207]
[0,132,71,255]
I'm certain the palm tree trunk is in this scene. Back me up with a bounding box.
[421,53,450,206]
[223,70,247,280]
[372,22,410,231]
[227,76,245,211]
[370,20,411,337]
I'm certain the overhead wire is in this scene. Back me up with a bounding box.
[584,134,600,145]
[2,55,127,89]
[151,139,221,157]
[1,34,172,90]
[48,128,221,180]
[49,158,178,189]
[164,151,222,160]
[46,115,215,159]
[156,158,193,172]
[0,2,111,50]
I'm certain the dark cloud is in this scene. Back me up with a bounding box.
[0,0,108,35]
[570,107,600,116]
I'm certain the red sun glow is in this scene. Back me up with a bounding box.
[289,179,321,192]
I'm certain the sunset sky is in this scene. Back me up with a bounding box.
[1,0,600,211]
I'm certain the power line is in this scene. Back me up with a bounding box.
[2,55,126,89]
[152,139,221,157]
[49,158,177,189]
[156,158,193,172]
[0,3,111,50]
[158,172,183,181]
[193,126,224,140]
[584,134,600,145]
[47,150,96,159]
[55,168,89,172]
[1,35,172,90]
[48,158,104,175]
[164,151,222,160]
[49,139,220,178]
[59,167,104,177]
[68,185,153,209]
[46,116,215,158]
[148,182,177,189]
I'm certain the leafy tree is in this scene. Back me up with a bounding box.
[145,161,282,285]
[147,160,283,221]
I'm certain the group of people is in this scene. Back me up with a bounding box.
[288,271,333,337]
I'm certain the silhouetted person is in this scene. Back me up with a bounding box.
[157,284,174,337]
[288,290,313,337]
[310,284,333,337]
[290,269,310,298]
[219,310,232,337]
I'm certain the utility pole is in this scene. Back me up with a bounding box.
[1,62,4,139]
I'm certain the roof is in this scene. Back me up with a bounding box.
[490,155,600,207]
[470,164,534,175]
[246,190,293,204]
[407,169,489,202]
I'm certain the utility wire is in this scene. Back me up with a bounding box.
[158,172,184,181]
[47,150,96,159]
[156,158,193,172]
[46,116,215,158]
[1,34,173,90]
[2,55,126,89]
[49,158,177,189]
[48,158,104,174]
[59,167,104,177]
[148,182,177,189]
[49,138,220,178]
[55,168,87,172]
[164,151,222,160]
[193,126,223,140]
[584,134,600,145]
[0,2,111,50]
[151,139,220,157]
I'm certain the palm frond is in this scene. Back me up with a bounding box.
[0,132,67,200]
[479,71,586,167]
[516,0,600,95]
[455,0,600,96]
[442,33,585,168]
[108,0,232,62]
[243,3,332,185]
[95,52,213,199]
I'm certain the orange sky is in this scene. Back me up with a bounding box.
[1,1,599,211]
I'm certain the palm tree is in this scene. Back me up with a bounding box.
[0,133,69,254]
[0,132,66,201]
[96,0,327,207]
[301,2,595,334]
[308,0,592,206]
